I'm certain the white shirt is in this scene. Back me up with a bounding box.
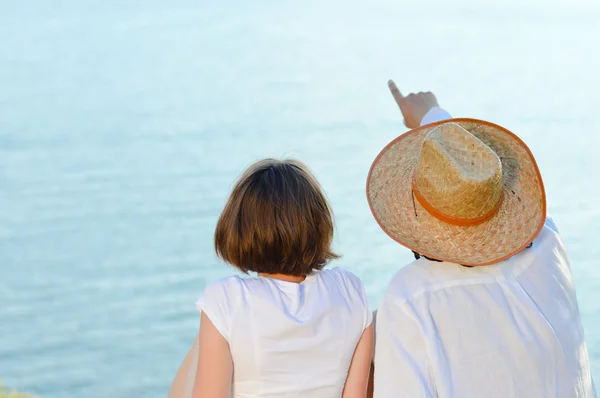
[374,108,596,398]
[197,267,372,397]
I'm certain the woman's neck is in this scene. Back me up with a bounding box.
[258,273,306,283]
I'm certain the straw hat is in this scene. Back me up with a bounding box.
[366,118,546,266]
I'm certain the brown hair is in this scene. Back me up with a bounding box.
[214,158,339,276]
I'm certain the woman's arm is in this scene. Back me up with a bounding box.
[343,324,375,398]
[192,312,233,398]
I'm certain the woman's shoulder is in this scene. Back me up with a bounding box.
[319,266,362,282]
[317,267,372,327]
[204,274,244,290]
[317,267,367,295]
[195,275,243,309]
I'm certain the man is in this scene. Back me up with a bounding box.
[368,80,596,397]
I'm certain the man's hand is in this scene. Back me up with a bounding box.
[388,80,439,128]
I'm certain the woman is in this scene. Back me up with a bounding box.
[170,159,374,398]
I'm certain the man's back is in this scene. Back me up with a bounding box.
[374,217,596,397]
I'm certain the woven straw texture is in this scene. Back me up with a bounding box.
[414,122,504,221]
[367,118,546,266]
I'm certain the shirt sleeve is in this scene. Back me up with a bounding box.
[420,107,452,126]
[374,295,435,398]
[544,214,558,234]
[195,278,235,342]
[338,268,373,330]
[361,280,373,330]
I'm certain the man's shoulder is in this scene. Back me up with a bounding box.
[383,259,465,303]
[383,214,564,304]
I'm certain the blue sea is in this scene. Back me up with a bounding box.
[1,0,599,396]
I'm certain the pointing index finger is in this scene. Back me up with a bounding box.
[388,79,405,105]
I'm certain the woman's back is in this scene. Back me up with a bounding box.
[197,267,372,397]
[187,159,373,397]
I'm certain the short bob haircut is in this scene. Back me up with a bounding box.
[214,158,339,276]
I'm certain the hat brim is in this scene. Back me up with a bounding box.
[366,118,546,266]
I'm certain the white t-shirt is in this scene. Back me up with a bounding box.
[196,267,372,397]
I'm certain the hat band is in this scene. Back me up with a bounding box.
[411,178,504,227]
